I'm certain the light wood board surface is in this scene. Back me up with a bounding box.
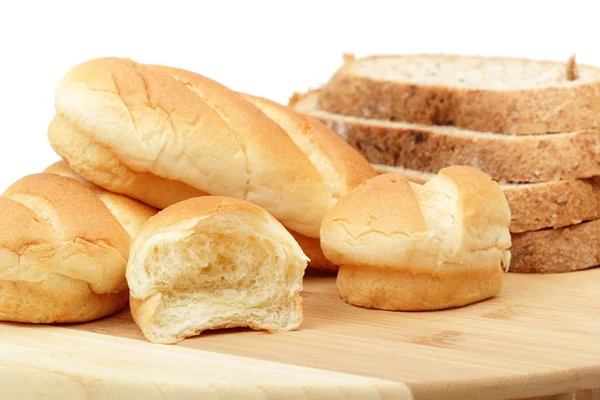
[2,269,600,400]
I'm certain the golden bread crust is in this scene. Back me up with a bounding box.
[320,167,510,310]
[50,57,333,238]
[337,264,503,311]
[44,161,158,238]
[0,174,131,323]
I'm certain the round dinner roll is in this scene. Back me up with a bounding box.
[126,196,308,344]
[0,173,131,323]
[320,166,512,311]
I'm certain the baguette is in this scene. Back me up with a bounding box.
[373,165,600,234]
[49,57,333,239]
[292,90,600,183]
[316,54,600,134]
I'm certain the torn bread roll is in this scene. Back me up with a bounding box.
[48,57,334,239]
[320,167,511,311]
[242,93,377,271]
[43,161,158,238]
[0,174,133,323]
[126,196,308,344]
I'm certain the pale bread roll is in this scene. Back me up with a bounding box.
[242,93,377,271]
[44,161,158,238]
[0,174,131,323]
[126,196,308,344]
[49,57,332,239]
[320,166,511,311]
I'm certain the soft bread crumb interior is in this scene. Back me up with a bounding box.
[355,56,600,89]
[128,212,305,343]
[409,178,460,263]
[419,174,511,269]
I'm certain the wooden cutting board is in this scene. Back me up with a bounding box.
[2,268,600,400]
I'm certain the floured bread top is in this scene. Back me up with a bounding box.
[350,55,600,90]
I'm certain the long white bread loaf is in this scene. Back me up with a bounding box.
[48,58,333,239]
[292,91,600,183]
[317,54,600,134]
[374,165,600,234]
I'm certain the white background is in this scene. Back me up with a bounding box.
[0,0,598,190]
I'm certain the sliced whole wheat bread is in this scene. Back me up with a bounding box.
[316,54,600,134]
[372,165,600,273]
[291,91,600,183]
[510,220,600,273]
[373,164,600,234]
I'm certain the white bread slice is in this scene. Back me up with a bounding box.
[291,91,600,184]
[373,164,600,234]
[316,54,600,134]
[126,196,307,344]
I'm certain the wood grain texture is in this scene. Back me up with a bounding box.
[0,323,409,399]
[2,269,599,400]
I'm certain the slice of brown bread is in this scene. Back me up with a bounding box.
[315,54,600,134]
[291,91,600,183]
[371,164,600,235]
[510,219,600,273]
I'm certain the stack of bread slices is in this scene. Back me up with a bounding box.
[291,54,600,273]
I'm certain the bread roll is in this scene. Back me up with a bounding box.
[0,174,131,323]
[126,196,308,344]
[320,166,512,311]
[44,161,158,238]
[241,93,377,271]
[49,57,332,239]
